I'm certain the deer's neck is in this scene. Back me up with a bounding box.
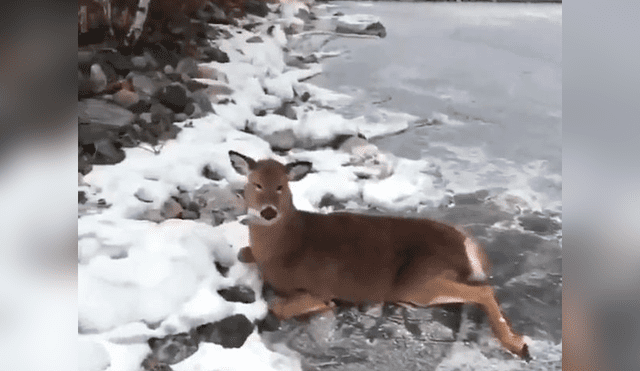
[248,208,304,263]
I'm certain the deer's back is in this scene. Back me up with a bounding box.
[267,211,472,303]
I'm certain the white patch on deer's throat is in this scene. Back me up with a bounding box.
[248,208,261,218]
[464,238,487,281]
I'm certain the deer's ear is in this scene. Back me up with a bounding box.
[286,161,312,181]
[229,151,256,176]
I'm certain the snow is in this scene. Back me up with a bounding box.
[77,2,561,370]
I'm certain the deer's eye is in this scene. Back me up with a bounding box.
[254,183,263,190]
[276,185,283,192]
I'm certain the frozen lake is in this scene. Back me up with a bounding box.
[310,1,562,215]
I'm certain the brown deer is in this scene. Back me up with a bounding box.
[229,150,532,360]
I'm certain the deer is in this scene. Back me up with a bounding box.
[228,150,532,361]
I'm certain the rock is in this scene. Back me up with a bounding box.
[338,135,369,153]
[336,15,387,38]
[97,50,134,76]
[196,314,254,348]
[197,65,229,83]
[174,113,188,122]
[182,210,199,220]
[264,129,296,152]
[134,188,154,203]
[147,43,178,69]
[197,2,227,23]
[256,312,280,333]
[131,56,147,69]
[147,333,198,365]
[79,99,135,127]
[79,191,88,204]
[78,70,93,97]
[518,213,561,235]
[185,80,209,92]
[157,83,188,113]
[92,138,126,165]
[190,91,214,113]
[201,165,223,180]
[141,357,173,371]
[202,84,234,102]
[214,261,230,277]
[365,22,387,38]
[113,89,139,108]
[175,58,199,78]
[201,46,229,63]
[296,8,313,23]
[244,0,269,17]
[217,286,256,304]
[128,99,152,114]
[131,74,160,96]
[319,193,345,210]
[90,64,108,93]
[137,209,164,223]
[161,199,183,219]
[79,154,93,175]
[140,113,153,124]
[175,193,191,209]
[183,101,197,117]
[245,36,263,43]
[143,50,160,70]
[273,101,297,120]
[78,50,95,65]
[78,122,116,145]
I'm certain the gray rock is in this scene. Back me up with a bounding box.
[147,333,198,365]
[78,50,95,65]
[217,286,256,304]
[158,83,188,113]
[134,188,154,203]
[264,129,296,152]
[161,198,183,219]
[175,58,199,78]
[90,64,108,93]
[201,46,229,63]
[196,314,254,348]
[244,0,269,17]
[174,113,189,122]
[93,138,126,165]
[132,74,160,96]
[79,99,135,127]
[190,91,214,113]
[112,89,140,108]
[131,56,147,69]
[197,65,229,83]
[140,113,152,124]
[246,36,264,43]
[274,101,297,120]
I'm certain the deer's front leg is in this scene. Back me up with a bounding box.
[270,292,334,320]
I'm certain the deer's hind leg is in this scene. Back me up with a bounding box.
[269,291,334,320]
[392,275,531,360]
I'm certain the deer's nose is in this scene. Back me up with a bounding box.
[261,207,278,221]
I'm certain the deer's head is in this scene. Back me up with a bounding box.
[229,151,312,226]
